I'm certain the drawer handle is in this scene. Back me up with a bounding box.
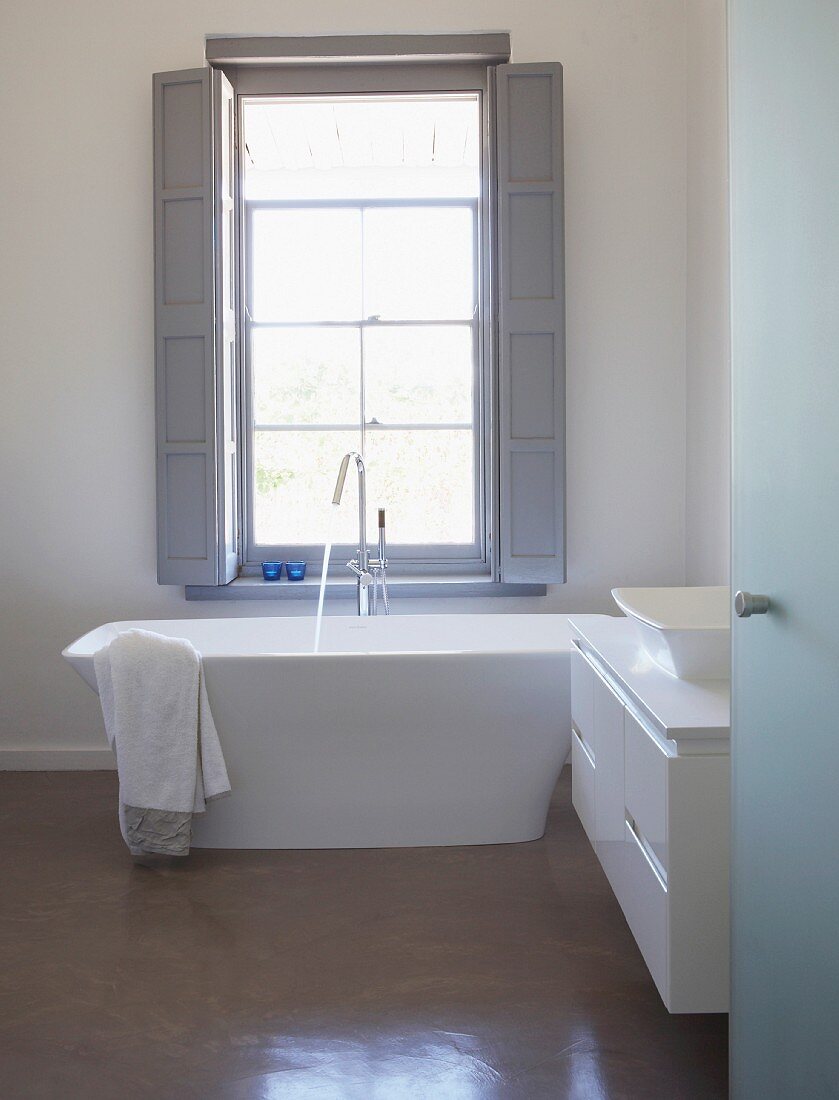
[572,725,595,768]
[572,637,626,703]
[626,814,667,890]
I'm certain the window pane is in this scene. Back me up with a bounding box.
[244,96,481,202]
[364,429,475,545]
[363,207,475,321]
[363,326,474,425]
[253,430,360,546]
[251,208,361,321]
[253,328,360,425]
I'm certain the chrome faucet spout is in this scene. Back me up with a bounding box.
[332,453,352,505]
[333,451,381,616]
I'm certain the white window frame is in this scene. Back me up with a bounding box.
[234,64,496,576]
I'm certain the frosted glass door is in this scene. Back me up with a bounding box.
[730,2,839,1095]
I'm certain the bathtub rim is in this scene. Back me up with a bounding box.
[62,613,575,692]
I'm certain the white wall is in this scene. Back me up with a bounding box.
[685,0,731,584]
[0,0,725,756]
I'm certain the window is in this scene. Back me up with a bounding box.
[242,93,485,566]
[152,42,565,590]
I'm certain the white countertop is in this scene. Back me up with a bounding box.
[568,615,730,750]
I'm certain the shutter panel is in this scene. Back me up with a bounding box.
[496,63,566,584]
[153,67,240,585]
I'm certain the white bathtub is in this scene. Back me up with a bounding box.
[63,614,572,849]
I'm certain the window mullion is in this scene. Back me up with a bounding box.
[256,423,474,431]
[360,209,367,455]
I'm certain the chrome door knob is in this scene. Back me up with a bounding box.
[734,591,770,618]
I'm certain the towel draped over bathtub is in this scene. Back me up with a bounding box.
[94,629,230,858]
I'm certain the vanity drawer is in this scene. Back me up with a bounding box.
[621,817,669,1004]
[624,709,670,875]
[570,643,595,758]
[571,726,596,846]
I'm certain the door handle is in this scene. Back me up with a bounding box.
[734,591,770,618]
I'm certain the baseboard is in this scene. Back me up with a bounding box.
[0,749,116,771]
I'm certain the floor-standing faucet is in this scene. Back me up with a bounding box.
[332,452,389,616]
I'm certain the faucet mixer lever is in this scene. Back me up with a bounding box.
[347,561,374,586]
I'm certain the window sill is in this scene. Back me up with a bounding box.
[185,574,547,601]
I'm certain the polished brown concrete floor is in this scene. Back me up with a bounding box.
[0,768,727,1099]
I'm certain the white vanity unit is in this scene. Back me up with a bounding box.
[568,614,730,1014]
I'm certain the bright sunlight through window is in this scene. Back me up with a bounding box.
[242,93,483,558]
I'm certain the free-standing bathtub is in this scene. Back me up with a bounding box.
[63,614,572,849]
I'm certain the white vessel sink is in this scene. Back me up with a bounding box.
[611,586,731,680]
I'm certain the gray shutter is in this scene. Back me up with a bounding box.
[153,67,239,585]
[496,63,566,584]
